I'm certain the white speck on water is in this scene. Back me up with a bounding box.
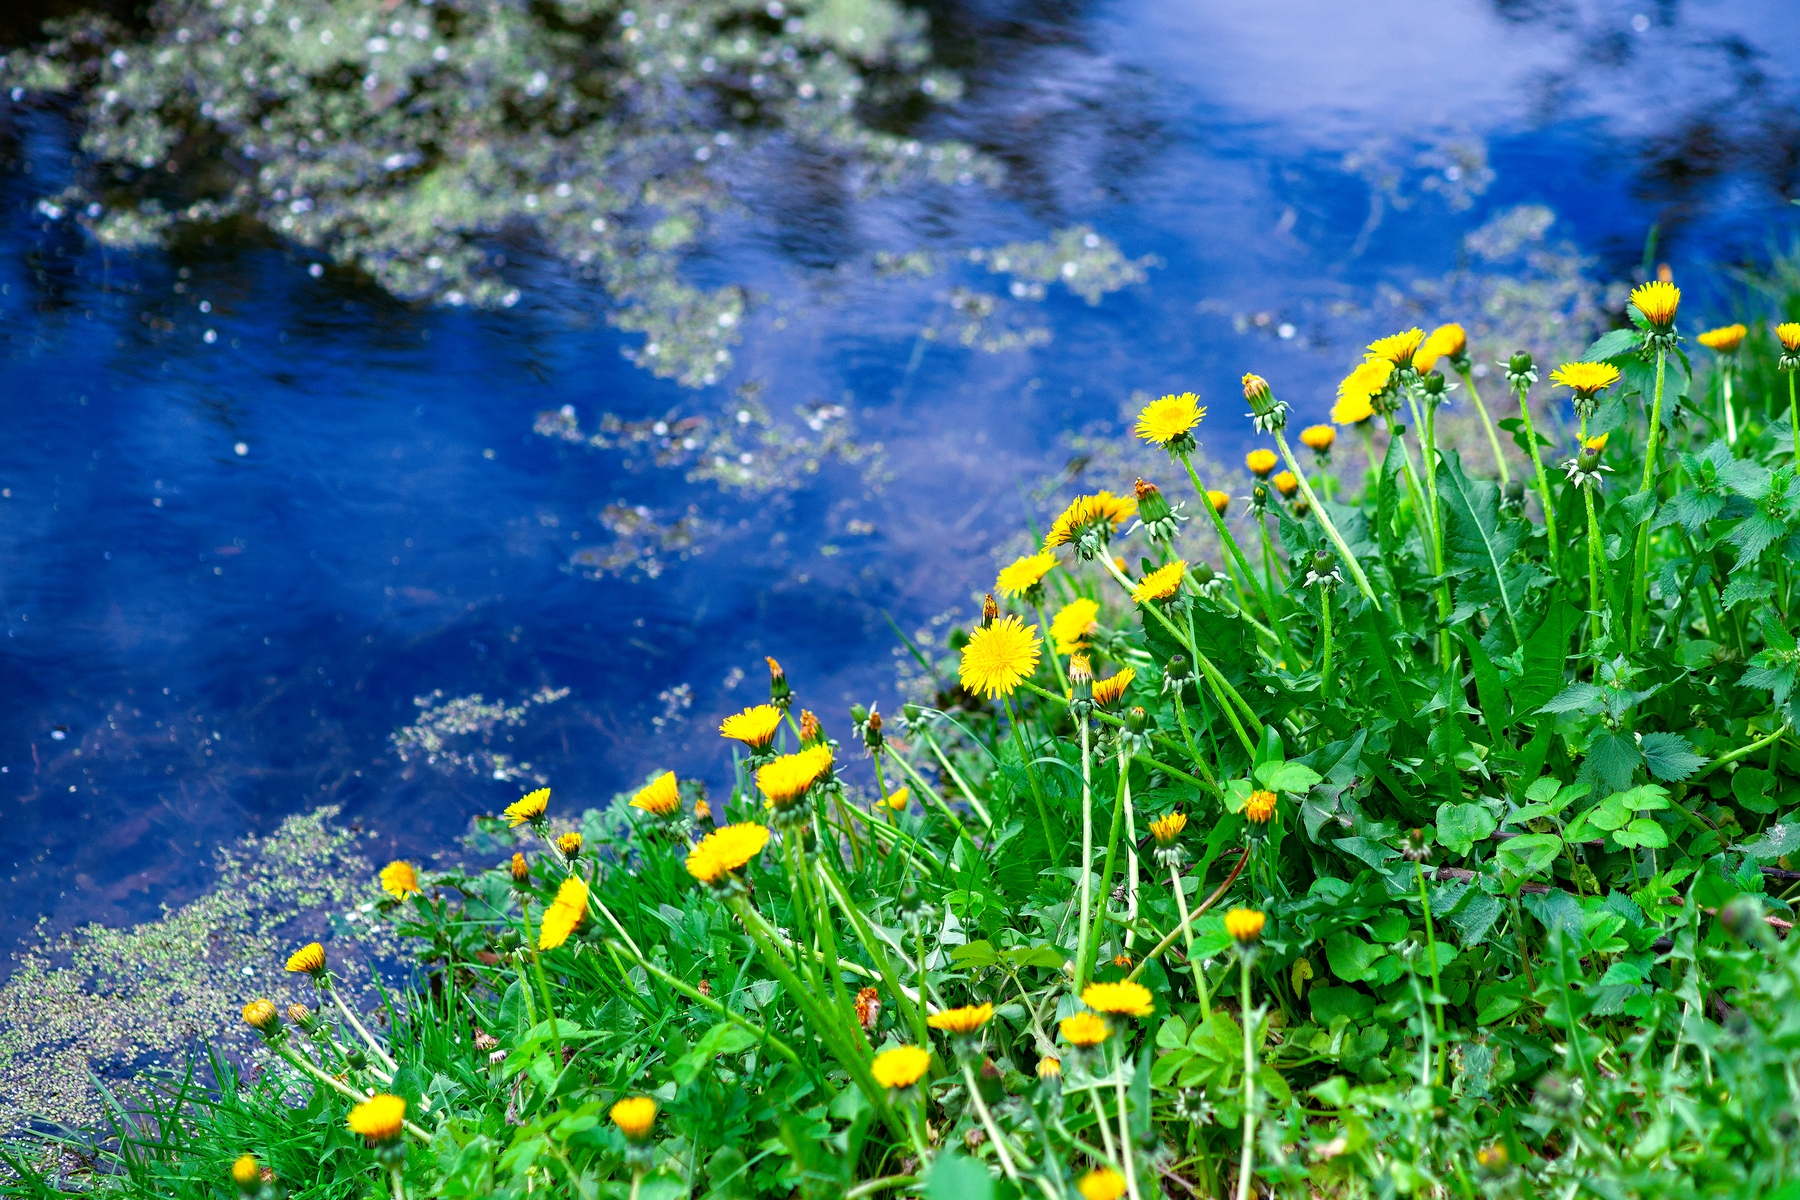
[234,442,248,456]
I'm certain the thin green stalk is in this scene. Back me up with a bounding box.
[325,983,399,1077]
[1458,367,1510,484]
[1110,1040,1143,1200]
[1422,398,1455,673]
[1584,485,1604,633]
[517,900,563,1064]
[275,1045,431,1141]
[961,1061,1024,1183]
[1005,695,1060,864]
[1077,716,1096,992]
[1513,380,1560,573]
[609,940,801,1065]
[1790,371,1798,464]
[1178,451,1300,662]
[1127,849,1248,985]
[1688,722,1792,782]
[1318,591,1334,701]
[1017,679,1219,793]
[1631,346,1669,649]
[884,747,978,848]
[1414,862,1445,1084]
[1273,429,1381,611]
[1170,862,1207,1019]
[1257,518,1280,615]
[1237,953,1257,1200]
[1086,746,1131,981]
[391,1165,407,1200]
[1034,603,1071,690]
[919,728,994,830]
[814,861,928,1047]
[1721,364,1738,446]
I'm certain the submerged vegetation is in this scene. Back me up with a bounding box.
[12,271,1800,1198]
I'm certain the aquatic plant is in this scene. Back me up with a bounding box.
[17,286,1800,1199]
[1,0,979,386]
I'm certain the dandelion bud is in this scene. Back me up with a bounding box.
[510,853,529,885]
[1224,907,1265,944]
[798,708,824,747]
[611,1096,658,1143]
[1125,706,1149,735]
[286,1002,315,1029]
[1505,350,1537,389]
[1241,373,1270,403]
[849,703,869,725]
[347,1094,407,1146]
[855,986,882,1031]
[1206,488,1230,515]
[1245,448,1278,478]
[864,710,884,752]
[1475,1144,1510,1178]
[556,831,582,859]
[902,702,921,726]
[1250,483,1269,513]
[1299,424,1335,456]
[694,798,711,822]
[1272,470,1298,498]
[898,879,925,915]
[1779,323,1800,372]
[1037,1055,1062,1080]
[1245,790,1277,824]
[981,593,999,628]
[231,1155,261,1192]
[1509,351,1533,374]
[1164,654,1192,683]
[241,999,280,1033]
[1504,478,1526,508]
[766,656,792,710]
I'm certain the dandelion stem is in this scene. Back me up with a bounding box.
[1415,861,1446,1084]
[919,728,995,830]
[1319,591,1333,702]
[325,978,399,1076]
[1513,378,1561,574]
[1790,370,1799,464]
[1111,1039,1143,1200]
[813,861,928,1047]
[1169,862,1207,1019]
[1236,953,1257,1200]
[276,1046,430,1141]
[962,1062,1024,1183]
[1458,367,1510,485]
[517,900,563,1063]
[1086,746,1131,982]
[607,939,802,1065]
[1631,346,1669,650]
[1584,484,1604,632]
[1272,431,1380,611]
[1077,715,1096,993]
[883,747,977,848]
[1721,364,1738,446]
[1006,695,1060,864]
[391,1165,408,1200]
[1178,452,1301,661]
[1127,848,1249,985]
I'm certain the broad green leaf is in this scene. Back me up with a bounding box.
[1497,833,1561,875]
[1581,730,1644,794]
[1539,682,1602,714]
[1325,932,1386,983]
[1437,450,1527,646]
[1738,824,1800,863]
[1256,761,1323,794]
[1733,768,1778,815]
[1613,818,1669,850]
[1582,328,1645,361]
[926,1150,993,1200]
[1436,801,1498,857]
[1515,600,1581,718]
[951,940,999,968]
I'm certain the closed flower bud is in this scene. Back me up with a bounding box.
[849,703,869,725]
[286,1002,315,1029]
[798,708,824,747]
[981,593,999,629]
[1718,895,1763,941]
[510,853,529,885]
[556,831,582,859]
[241,999,280,1033]
[898,879,925,915]
[1421,370,1446,396]
[1125,706,1150,735]
[1241,373,1270,403]
[766,656,792,710]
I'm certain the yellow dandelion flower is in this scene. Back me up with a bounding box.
[241,999,279,1031]
[1368,328,1425,366]
[1585,433,1609,453]
[719,704,784,750]
[510,852,529,884]
[1050,598,1100,654]
[1113,952,1134,969]
[1037,1055,1062,1079]
[380,860,420,899]
[1630,279,1679,329]
[504,787,550,827]
[1134,391,1205,447]
[995,550,1058,599]
[538,875,588,950]
[1272,470,1298,498]
[1245,789,1277,823]
[556,831,583,858]
[609,1096,658,1141]
[231,1155,261,1187]
[285,942,325,975]
[1300,424,1336,452]
[870,1044,931,1089]
[1778,322,1800,352]
[881,786,910,812]
[686,822,772,884]
[1078,1168,1127,1200]
[347,1093,406,1143]
[1331,390,1375,425]
[1044,492,1137,549]
[756,744,834,808]
[1149,811,1186,844]
[1059,1011,1110,1046]
[1131,560,1185,604]
[1412,323,1466,373]
[1207,489,1230,514]
[630,770,682,816]
[959,615,1043,698]
[1225,907,1266,943]
[1548,361,1621,398]
[1245,448,1278,477]
[1081,980,1154,1017]
[1092,667,1136,707]
[927,1002,994,1035]
[1697,324,1746,354]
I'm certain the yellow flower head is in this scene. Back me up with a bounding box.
[1272,471,1298,498]
[686,822,772,885]
[1245,789,1277,824]
[1131,560,1185,604]
[1245,448,1278,478]
[1079,1167,1128,1200]
[1092,667,1136,708]
[1369,328,1425,366]
[380,860,420,900]
[1778,322,1800,352]
[285,942,326,975]
[1300,424,1336,452]
[1044,492,1138,550]
[927,1002,994,1036]
[609,1095,658,1141]
[231,1155,261,1188]
[347,1093,406,1144]
[1585,432,1610,453]
[719,704,784,750]
[510,852,529,884]
[1149,811,1187,845]
[881,786,910,812]
[504,787,551,827]
[756,744,834,809]
[1037,1055,1062,1079]
[1241,373,1271,402]
[694,799,711,821]
[1207,489,1230,515]
[1331,390,1375,426]
[241,998,279,1031]
[1081,980,1154,1017]
[1333,357,1392,423]
[1697,324,1746,354]
[1059,1011,1111,1046]
[870,1044,931,1089]
[1630,279,1680,329]
[996,551,1057,599]
[1050,598,1100,654]
[556,831,583,858]
[959,615,1043,698]
[1134,392,1206,448]
[1549,361,1621,399]
[1412,323,1467,372]
[631,771,681,816]
[538,875,588,950]
[1224,907,1266,943]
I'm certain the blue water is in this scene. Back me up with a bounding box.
[4,0,1799,953]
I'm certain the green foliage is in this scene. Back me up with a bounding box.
[17,286,1800,1200]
